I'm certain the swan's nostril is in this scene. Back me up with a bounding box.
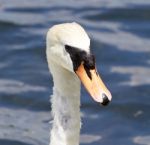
[101,93,110,106]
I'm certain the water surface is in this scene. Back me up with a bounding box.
[0,0,150,145]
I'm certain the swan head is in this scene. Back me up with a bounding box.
[46,22,112,106]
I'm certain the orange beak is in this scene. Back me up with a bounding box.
[75,63,112,105]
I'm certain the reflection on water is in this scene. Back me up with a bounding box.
[133,136,150,145]
[0,0,150,145]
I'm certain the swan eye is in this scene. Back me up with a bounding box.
[65,45,85,71]
[65,45,95,75]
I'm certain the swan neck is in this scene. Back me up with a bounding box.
[49,62,81,145]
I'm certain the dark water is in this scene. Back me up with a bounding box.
[0,0,150,145]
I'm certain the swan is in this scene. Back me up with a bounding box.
[46,22,112,145]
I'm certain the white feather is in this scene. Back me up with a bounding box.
[46,22,90,145]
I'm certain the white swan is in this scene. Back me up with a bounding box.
[46,22,112,145]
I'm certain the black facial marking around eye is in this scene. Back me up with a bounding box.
[65,45,96,80]
[65,45,85,71]
[83,54,95,80]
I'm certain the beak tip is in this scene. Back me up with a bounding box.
[101,93,111,106]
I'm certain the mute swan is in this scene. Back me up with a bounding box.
[46,22,112,145]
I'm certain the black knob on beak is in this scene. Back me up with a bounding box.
[101,93,110,106]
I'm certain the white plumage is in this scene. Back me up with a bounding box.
[46,22,112,145]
